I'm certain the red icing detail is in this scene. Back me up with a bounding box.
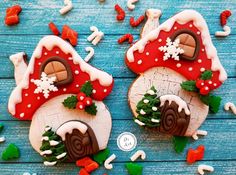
[5,5,22,26]
[76,101,85,110]
[130,16,145,27]
[114,4,125,21]
[220,10,232,26]
[76,157,98,175]
[200,86,210,95]
[61,25,78,46]
[187,145,205,164]
[84,162,99,173]
[13,46,114,120]
[48,22,60,36]
[76,157,94,167]
[125,22,223,90]
[84,97,93,106]
[118,34,134,44]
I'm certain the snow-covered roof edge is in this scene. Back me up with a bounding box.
[8,35,113,115]
[127,10,227,82]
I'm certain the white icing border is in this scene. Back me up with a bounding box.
[8,35,113,115]
[127,10,227,82]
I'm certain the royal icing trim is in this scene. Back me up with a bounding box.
[127,10,227,82]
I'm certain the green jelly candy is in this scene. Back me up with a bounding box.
[173,136,188,153]
[92,148,110,165]
[2,143,20,160]
[125,162,143,175]
[0,123,4,133]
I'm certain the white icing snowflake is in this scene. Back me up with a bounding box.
[31,72,58,99]
[158,37,184,61]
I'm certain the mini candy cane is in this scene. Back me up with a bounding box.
[224,102,236,115]
[192,130,208,140]
[0,136,5,143]
[130,15,145,27]
[215,10,232,37]
[220,10,232,26]
[84,47,95,62]
[104,154,116,170]
[198,165,214,175]
[130,150,146,161]
[59,0,73,15]
[115,4,125,21]
[87,26,104,45]
[118,34,134,44]
[127,0,139,11]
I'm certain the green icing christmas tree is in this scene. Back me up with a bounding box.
[135,86,161,127]
[40,126,67,166]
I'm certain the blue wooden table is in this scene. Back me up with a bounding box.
[0,0,236,174]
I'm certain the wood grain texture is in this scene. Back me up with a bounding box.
[0,0,235,174]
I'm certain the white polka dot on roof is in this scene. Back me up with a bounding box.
[104,89,107,93]
[197,31,201,35]
[158,39,162,42]
[92,89,96,94]
[68,57,73,60]
[202,49,205,52]
[146,52,150,56]
[20,113,24,118]
[56,51,59,54]
[174,27,177,30]
[214,83,217,87]
[44,52,48,56]
[137,60,142,65]
[37,97,40,100]
[188,67,193,71]
[75,70,79,75]
[155,58,158,62]
[38,62,42,66]
[63,88,67,92]
[27,104,31,108]
[176,63,181,68]
[189,24,193,27]
[76,84,79,88]
[200,68,205,72]
[25,93,28,97]
[198,59,202,63]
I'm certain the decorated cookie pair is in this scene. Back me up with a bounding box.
[8,9,227,166]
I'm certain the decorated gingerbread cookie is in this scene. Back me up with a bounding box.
[8,35,114,165]
[125,10,227,137]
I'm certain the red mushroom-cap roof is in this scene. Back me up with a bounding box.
[8,35,114,120]
[126,10,227,89]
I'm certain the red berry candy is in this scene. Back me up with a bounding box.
[77,92,86,101]
[196,79,205,89]
[205,80,214,90]
[84,97,93,106]
[200,86,210,95]
[76,102,85,110]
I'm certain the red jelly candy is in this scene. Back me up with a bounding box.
[130,15,145,27]
[114,4,125,21]
[61,25,78,46]
[118,34,134,44]
[187,145,205,164]
[5,5,22,26]
[79,168,90,175]
[48,22,60,36]
[76,157,94,167]
[84,162,99,173]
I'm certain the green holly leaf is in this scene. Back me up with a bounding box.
[125,162,143,175]
[93,148,110,165]
[85,103,97,115]
[62,95,78,109]
[180,80,198,92]
[201,70,213,80]
[199,95,222,113]
[2,143,20,160]
[173,136,188,153]
[80,81,93,96]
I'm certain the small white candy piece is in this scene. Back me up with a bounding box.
[192,130,208,140]
[134,119,145,126]
[224,102,236,115]
[147,90,155,95]
[198,165,214,175]
[127,0,139,10]
[0,136,5,143]
[104,154,116,170]
[84,47,95,62]
[87,26,104,45]
[215,25,231,37]
[130,150,146,161]
[44,161,57,166]
[151,118,160,123]
[140,109,146,115]
[59,0,73,15]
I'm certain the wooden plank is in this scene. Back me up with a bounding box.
[0,119,235,163]
[0,0,235,35]
[0,78,235,121]
[0,161,235,175]
[0,35,235,78]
